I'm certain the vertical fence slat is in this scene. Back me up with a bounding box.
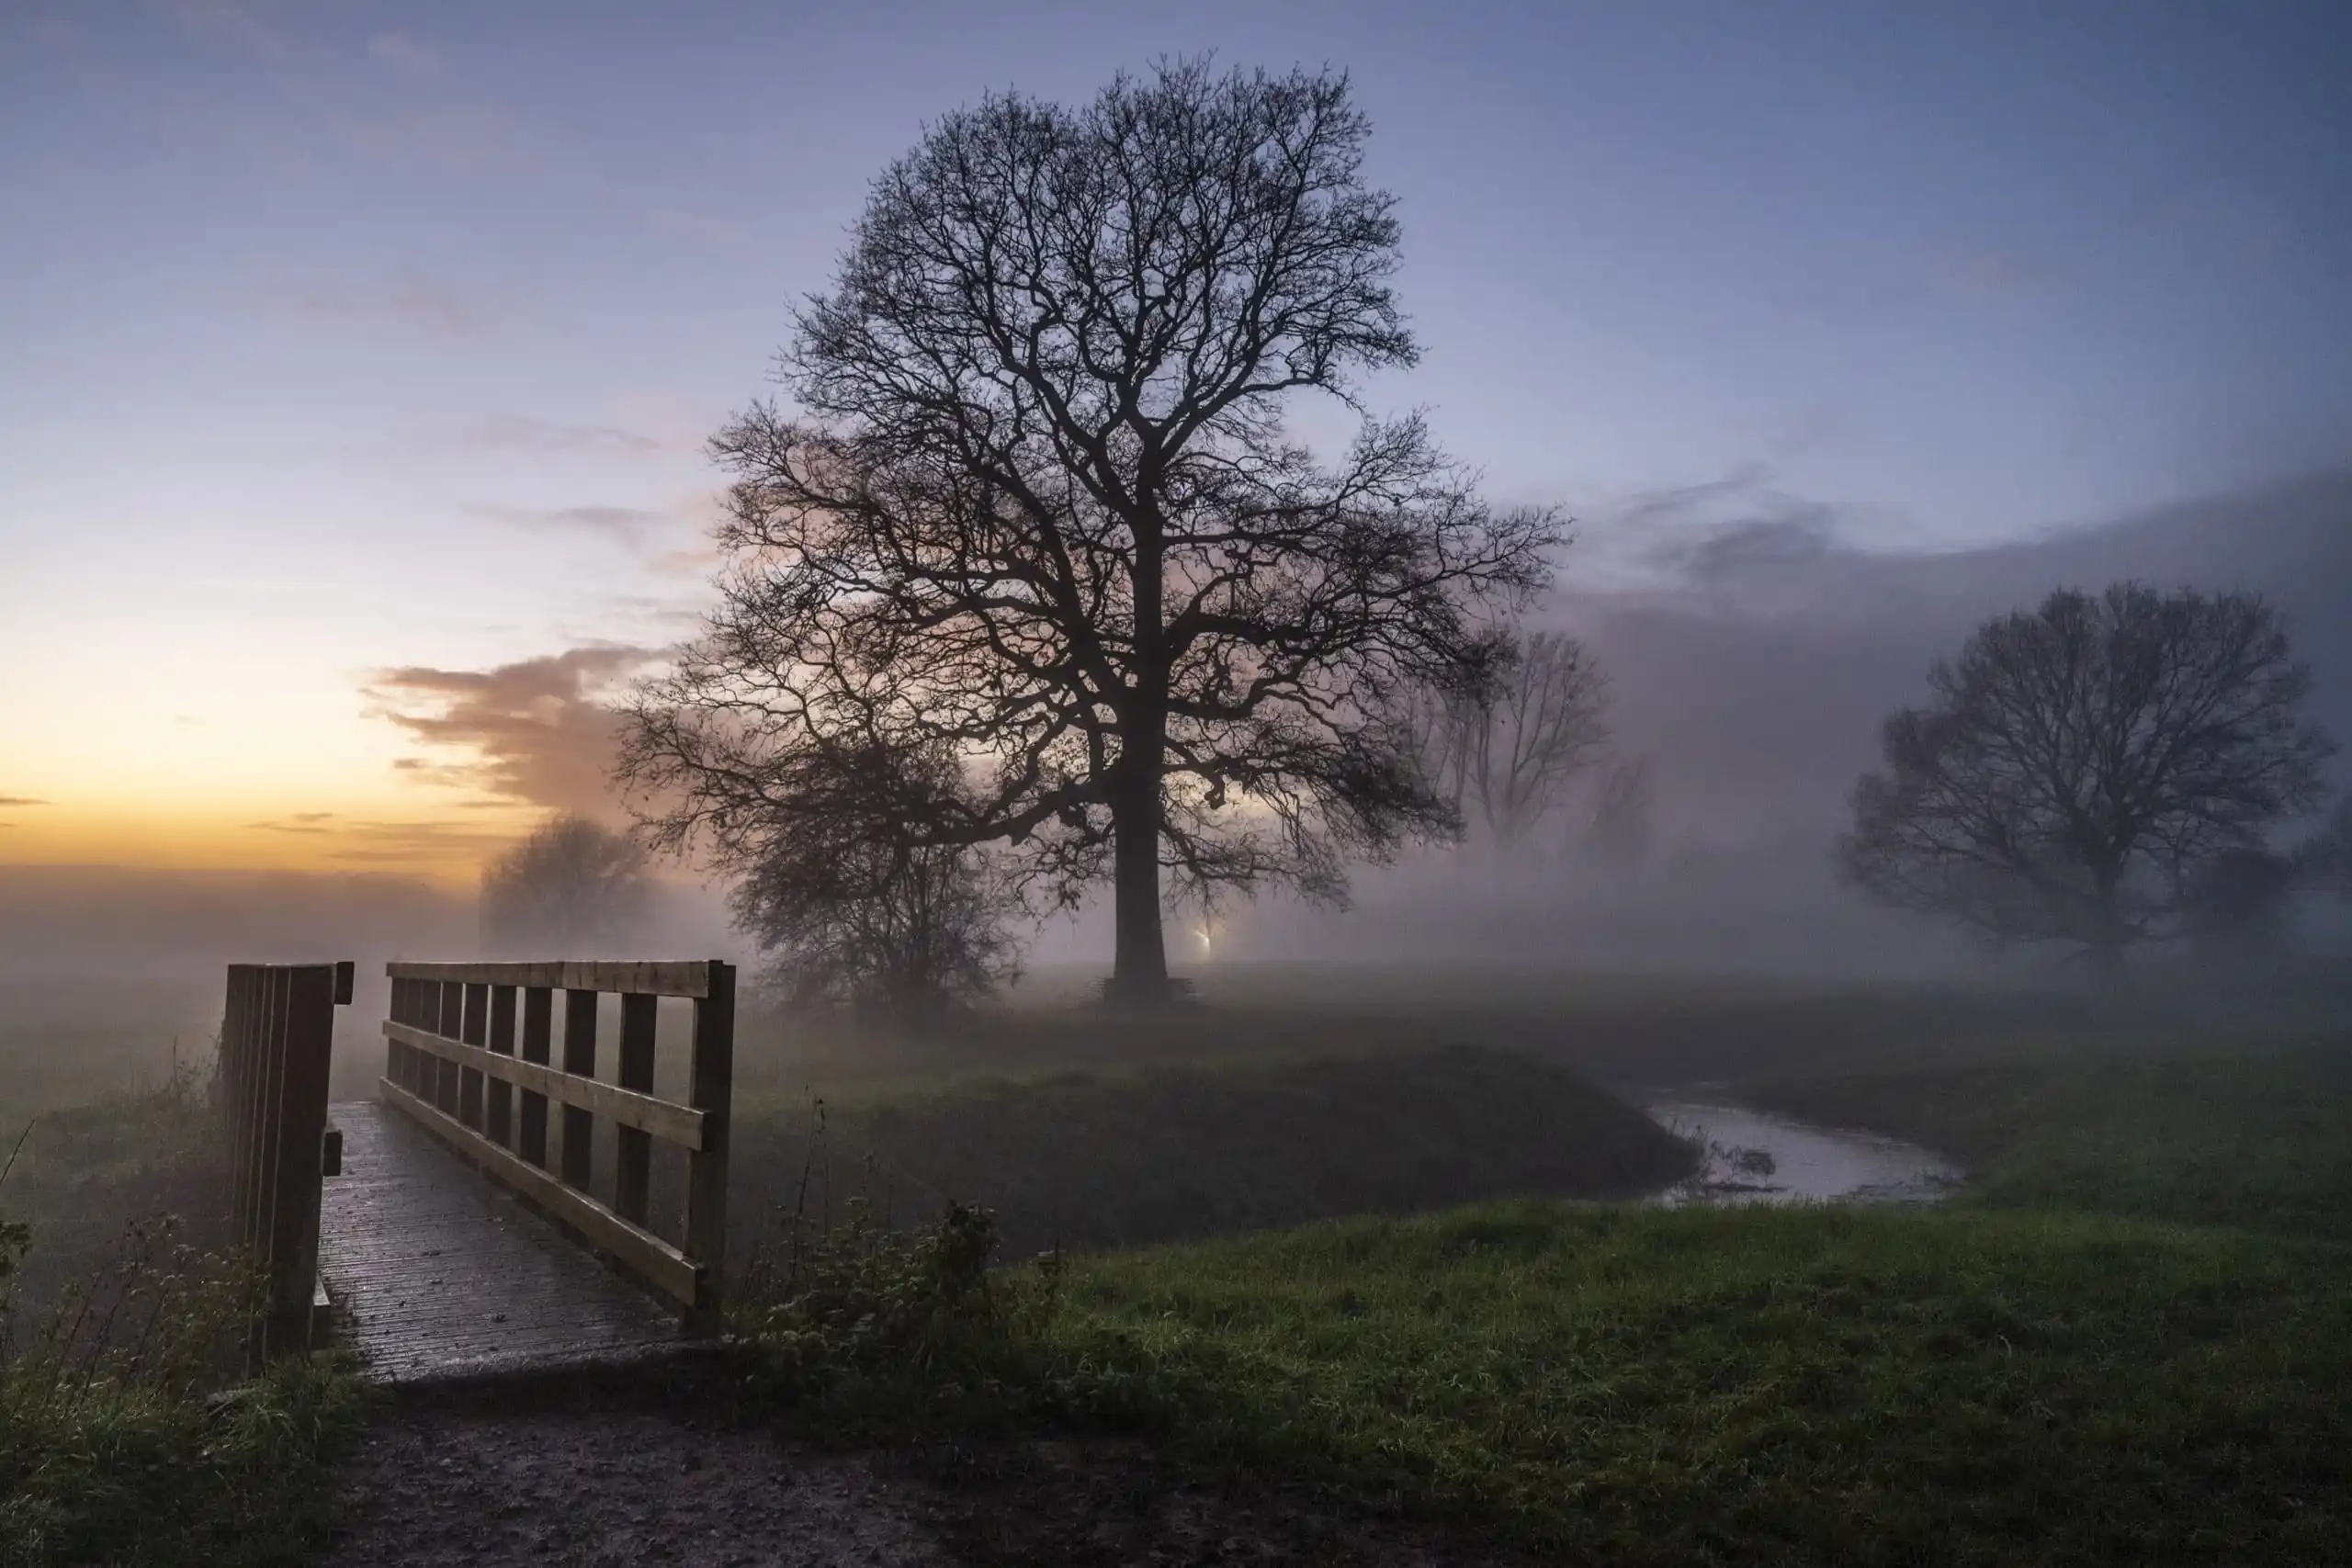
[252,968,288,1263]
[614,993,658,1225]
[435,981,462,1114]
[221,965,254,1251]
[560,990,597,1192]
[684,963,734,1334]
[519,986,553,1167]
[487,985,517,1146]
[459,982,489,1131]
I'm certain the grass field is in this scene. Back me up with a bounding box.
[1013,1013,2352,1564]
[7,964,2351,1562]
[1043,1206,2349,1565]
[726,1045,1697,1262]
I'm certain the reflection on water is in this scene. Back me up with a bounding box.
[1645,1100,1962,1206]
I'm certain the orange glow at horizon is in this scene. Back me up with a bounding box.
[0,797,542,886]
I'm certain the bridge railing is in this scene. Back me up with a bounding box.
[378,961,735,1331]
[219,959,353,1359]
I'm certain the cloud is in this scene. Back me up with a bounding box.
[246,811,337,833]
[463,414,662,458]
[1577,469,1871,604]
[290,267,479,337]
[0,796,50,807]
[367,645,663,814]
[467,502,670,546]
[1552,468,2352,842]
[1674,513,1840,583]
[320,819,526,865]
[367,32,439,77]
[386,270,474,333]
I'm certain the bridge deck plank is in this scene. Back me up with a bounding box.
[319,1099,685,1384]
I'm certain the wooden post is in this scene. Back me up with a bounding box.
[560,989,597,1192]
[436,981,463,1115]
[519,986,553,1167]
[252,967,288,1263]
[221,964,256,1250]
[459,982,489,1132]
[220,961,347,1362]
[262,964,336,1355]
[487,985,517,1146]
[684,962,733,1335]
[387,978,406,1088]
[614,993,657,1225]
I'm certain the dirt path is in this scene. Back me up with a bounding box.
[329,1407,945,1566]
[325,1384,1527,1566]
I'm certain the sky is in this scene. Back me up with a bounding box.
[3,0,2348,885]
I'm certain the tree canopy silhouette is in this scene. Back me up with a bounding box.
[1839,582,2334,978]
[621,61,1557,1001]
[481,813,651,956]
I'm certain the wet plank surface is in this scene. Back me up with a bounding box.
[320,1098,684,1384]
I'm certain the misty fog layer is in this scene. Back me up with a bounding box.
[1216,470,2352,975]
[5,470,2346,985]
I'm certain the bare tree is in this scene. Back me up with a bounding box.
[636,724,1022,1016]
[1840,583,2334,979]
[481,814,651,956]
[1408,630,1604,849]
[621,62,1556,1004]
[1577,757,1655,867]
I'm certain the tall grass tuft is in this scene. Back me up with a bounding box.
[0,1064,360,1567]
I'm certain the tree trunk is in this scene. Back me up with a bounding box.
[1112,512,1172,1007]
[1107,765,1170,1005]
[2089,867,2127,991]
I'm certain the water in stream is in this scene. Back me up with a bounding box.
[1644,1100,1963,1206]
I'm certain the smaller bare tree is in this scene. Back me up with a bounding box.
[2298,798,2352,897]
[481,814,652,956]
[1577,757,1655,867]
[735,840,1021,1019]
[1840,582,2335,979]
[1408,630,1607,850]
[624,721,1022,1019]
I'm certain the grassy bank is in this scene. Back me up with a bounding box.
[1736,1030,2352,1240]
[728,1045,1696,1261]
[967,1021,2352,1562]
[1040,1204,2348,1565]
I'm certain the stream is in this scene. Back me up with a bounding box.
[1643,1098,1963,1206]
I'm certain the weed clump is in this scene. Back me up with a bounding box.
[1,1087,361,1567]
[732,1197,1061,1424]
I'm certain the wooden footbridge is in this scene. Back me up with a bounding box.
[220,959,734,1383]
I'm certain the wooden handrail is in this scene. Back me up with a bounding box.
[380,1021,708,1148]
[386,960,723,998]
[378,960,734,1328]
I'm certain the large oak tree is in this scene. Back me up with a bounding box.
[1839,582,2334,978]
[622,62,1557,1000]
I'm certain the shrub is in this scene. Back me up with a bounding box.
[732,1197,1059,1419]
